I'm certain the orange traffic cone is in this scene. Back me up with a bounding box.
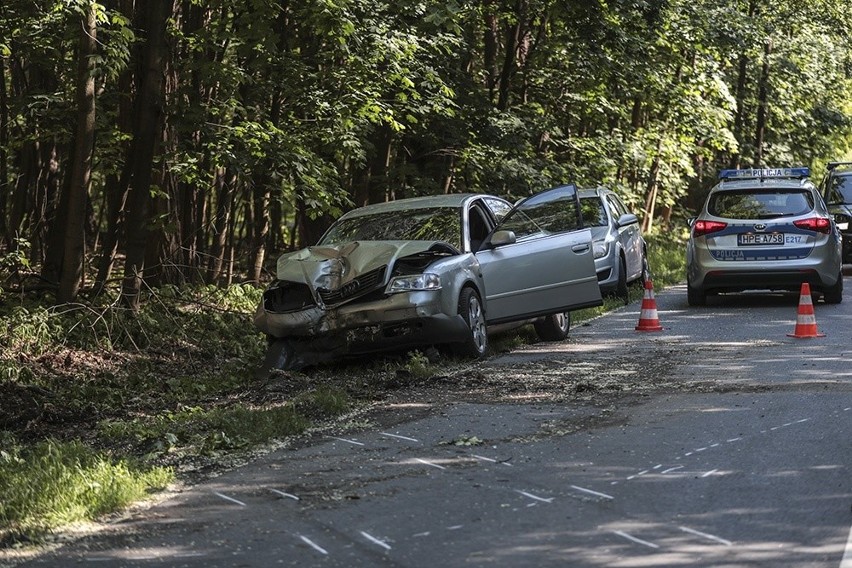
[787,282,825,338]
[635,279,663,332]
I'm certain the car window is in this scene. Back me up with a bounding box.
[607,194,629,218]
[467,203,492,252]
[482,197,512,221]
[708,189,814,219]
[500,184,582,238]
[319,207,462,250]
[580,196,608,227]
[826,175,852,205]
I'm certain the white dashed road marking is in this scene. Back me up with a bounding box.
[613,530,659,549]
[298,535,328,555]
[840,523,852,568]
[515,490,554,503]
[679,526,733,546]
[212,492,246,507]
[381,432,420,442]
[361,531,392,550]
[413,458,445,470]
[570,485,614,500]
[330,437,365,446]
[270,489,300,500]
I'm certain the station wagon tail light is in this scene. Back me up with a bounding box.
[388,273,441,293]
[692,220,727,238]
[793,217,832,234]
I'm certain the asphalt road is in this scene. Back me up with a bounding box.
[15,283,852,567]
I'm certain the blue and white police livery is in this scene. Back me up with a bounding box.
[686,167,843,306]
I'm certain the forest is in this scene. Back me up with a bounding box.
[1,0,851,304]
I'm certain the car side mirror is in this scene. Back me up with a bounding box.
[616,213,638,228]
[488,230,517,248]
[687,217,696,228]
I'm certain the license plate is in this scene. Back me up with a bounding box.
[737,232,784,246]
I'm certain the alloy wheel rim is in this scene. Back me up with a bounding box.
[469,297,487,352]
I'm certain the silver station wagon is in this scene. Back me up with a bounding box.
[686,167,843,306]
[254,185,603,371]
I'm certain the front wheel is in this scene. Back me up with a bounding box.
[534,311,571,341]
[823,272,844,304]
[256,338,297,379]
[453,287,488,359]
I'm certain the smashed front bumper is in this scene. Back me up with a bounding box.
[253,289,470,355]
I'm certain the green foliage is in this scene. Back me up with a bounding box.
[0,437,172,540]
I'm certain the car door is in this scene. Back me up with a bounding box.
[607,194,643,280]
[475,184,602,324]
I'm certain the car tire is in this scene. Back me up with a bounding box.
[640,252,650,284]
[823,272,843,304]
[453,287,488,359]
[534,311,571,341]
[616,257,629,305]
[687,279,706,307]
[256,338,296,379]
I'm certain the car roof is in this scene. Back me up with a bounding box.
[337,193,498,219]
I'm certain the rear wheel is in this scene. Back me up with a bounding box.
[615,257,629,305]
[823,272,844,304]
[453,287,488,358]
[534,311,571,341]
[687,278,706,307]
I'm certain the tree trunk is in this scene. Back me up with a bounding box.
[207,167,236,284]
[753,37,772,168]
[0,56,9,239]
[94,0,135,294]
[58,4,97,303]
[121,0,170,310]
[729,0,759,169]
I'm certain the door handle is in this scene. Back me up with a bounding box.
[571,244,590,254]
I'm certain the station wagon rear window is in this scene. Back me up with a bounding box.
[708,189,814,220]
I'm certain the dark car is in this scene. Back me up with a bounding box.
[821,161,852,261]
[254,186,603,371]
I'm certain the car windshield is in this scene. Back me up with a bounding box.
[319,207,462,250]
[826,174,852,204]
[708,189,814,219]
[580,196,608,227]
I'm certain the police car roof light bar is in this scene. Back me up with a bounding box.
[718,167,810,180]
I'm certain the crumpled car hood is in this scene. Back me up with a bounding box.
[277,240,452,291]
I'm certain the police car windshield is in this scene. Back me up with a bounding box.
[709,189,813,220]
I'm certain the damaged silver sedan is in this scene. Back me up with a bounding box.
[254,184,602,372]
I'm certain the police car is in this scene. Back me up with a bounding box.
[686,167,843,306]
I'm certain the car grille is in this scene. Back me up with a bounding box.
[318,266,387,306]
[263,282,315,313]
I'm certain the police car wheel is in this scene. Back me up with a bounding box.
[687,280,706,307]
[823,272,843,304]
